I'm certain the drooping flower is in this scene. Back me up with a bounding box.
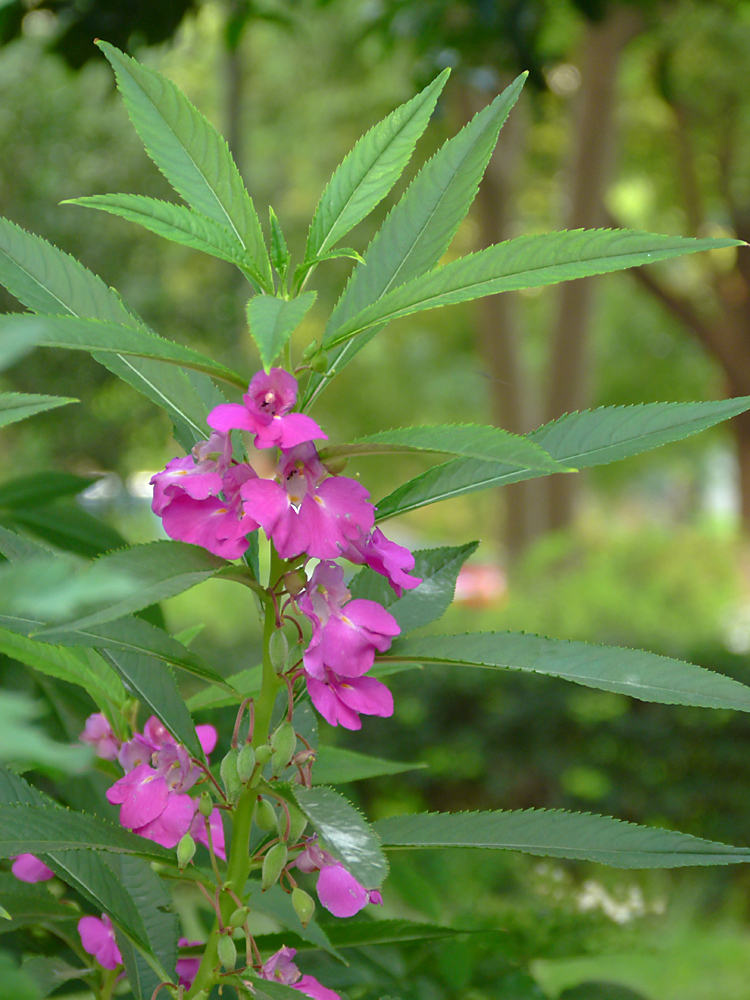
[80,713,120,761]
[294,838,383,918]
[341,527,422,597]
[305,669,394,730]
[241,443,374,559]
[78,913,122,970]
[259,946,340,1000]
[208,368,326,450]
[106,761,198,848]
[11,854,54,883]
[150,430,232,515]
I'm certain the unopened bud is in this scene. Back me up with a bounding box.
[217,932,237,970]
[292,887,315,928]
[237,743,256,784]
[309,349,328,374]
[229,906,249,928]
[262,842,288,891]
[255,744,274,766]
[271,721,297,778]
[283,569,307,596]
[269,630,289,673]
[176,832,196,869]
[301,339,318,362]
[254,796,277,832]
[198,791,214,818]
[287,802,308,845]
[322,455,348,476]
[220,747,242,802]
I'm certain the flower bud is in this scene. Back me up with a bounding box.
[217,932,237,971]
[269,630,289,674]
[309,349,328,374]
[254,797,277,832]
[262,842,288,891]
[292,887,315,928]
[283,569,307,596]
[220,747,242,803]
[237,744,256,784]
[229,906,249,928]
[176,832,196,869]
[271,721,297,778]
[255,744,274,766]
[287,803,308,845]
[198,791,214,818]
[322,455,349,476]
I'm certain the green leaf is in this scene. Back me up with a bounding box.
[269,206,290,278]
[0,692,92,772]
[246,882,337,958]
[0,803,170,860]
[0,314,246,389]
[386,632,750,711]
[98,41,272,289]
[0,625,125,708]
[186,664,261,711]
[325,424,568,472]
[305,68,450,261]
[313,746,426,785]
[30,541,227,633]
[99,648,202,758]
[245,982,311,1000]
[0,525,49,562]
[350,541,479,633]
[16,957,88,998]
[303,72,527,406]
[0,392,76,428]
[4,503,128,560]
[375,809,750,868]
[256,918,464,953]
[247,292,317,370]
[0,473,92,510]
[66,194,264,275]
[376,396,750,519]
[326,229,744,347]
[0,952,42,1000]
[292,785,388,887]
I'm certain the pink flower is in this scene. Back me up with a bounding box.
[176,938,201,990]
[341,527,422,596]
[151,431,232,515]
[208,368,325,450]
[78,913,122,970]
[259,946,340,1000]
[190,806,226,861]
[294,838,383,918]
[80,713,120,760]
[106,754,198,849]
[11,854,54,883]
[241,443,374,560]
[305,670,394,730]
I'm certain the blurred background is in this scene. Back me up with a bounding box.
[3,1,750,997]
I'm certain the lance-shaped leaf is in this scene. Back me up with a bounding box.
[386,632,750,711]
[98,41,272,289]
[350,541,478,633]
[0,314,246,388]
[313,746,426,785]
[376,396,750,519]
[66,194,264,276]
[303,73,527,406]
[99,648,202,758]
[29,541,228,633]
[247,292,317,370]
[0,214,217,450]
[374,809,750,868]
[255,918,461,954]
[0,472,91,510]
[305,69,450,261]
[324,424,568,472]
[327,229,744,346]
[246,882,337,958]
[292,785,388,887]
[0,392,77,428]
[0,803,171,860]
[247,983,313,1000]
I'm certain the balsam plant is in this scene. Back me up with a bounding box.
[1,41,750,1000]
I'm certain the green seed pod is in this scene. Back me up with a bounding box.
[254,796,277,832]
[237,743,256,784]
[271,721,297,777]
[176,832,196,869]
[287,802,308,845]
[217,932,237,971]
[198,791,214,818]
[291,887,316,928]
[262,842,288,891]
[269,629,290,674]
[283,568,307,596]
[301,339,318,362]
[229,906,249,928]
[322,455,349,476]
[309,349,328,374]
[220,747,242,802]
[255,744,274,766]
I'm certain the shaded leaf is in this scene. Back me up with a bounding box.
[0,692,91,772]
[247,292,317,370]
[0,392,76,428]
[313,746,425,785]
[0,473,92,510]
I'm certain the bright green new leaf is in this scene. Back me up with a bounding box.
[247,292,317,370]
[350,541,479,633]
[305,68,450,262]
[376,396,750,519]
[292,785,389,887]
[327,229,744,346]
[0,392,76,428]
[303,72,527,406]
[386,632,750,711]
[66,194,265,278]
[98,41,272,289]
[0,314,246,389]
[374,809,750,868]
[313,746,426,785]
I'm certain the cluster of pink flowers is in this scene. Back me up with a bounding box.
[81,713,223,853]
[150,367,421,731]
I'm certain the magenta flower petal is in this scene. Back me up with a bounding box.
[270,412,326,450]
[305,674,362,730]
[78,914,122,970]
[196,724,218,755]
[11,854,54,883]
[294,975,342,1000]
[342,527,422,596]
[80,713,120,760]
[160,493,256,560]
[190,807,226,860]
[109,766,169,828]
[206,402,256,434]
[316,863,370,918]
[133,792,197,849]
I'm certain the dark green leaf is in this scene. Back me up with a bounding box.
[0,392,76,428]
[313,746,425,785]
[0,473,92,510]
